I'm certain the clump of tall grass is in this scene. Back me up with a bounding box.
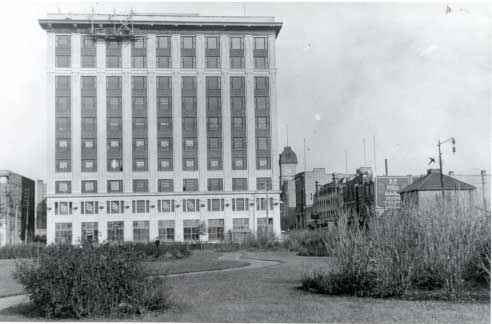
[302,197,491,299]
[283,230,335,256]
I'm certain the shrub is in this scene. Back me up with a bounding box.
[284,230,334,256]
[13,243,171,318]
[115,242,191,260]
[0,243,46,259]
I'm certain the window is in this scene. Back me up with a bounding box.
[231,97,245,111]
[233,218,249,230]
[132,76,147,90]
[107,221,124,242]
[232,198,249,211]
[81,222,98,243]
[230,37,243,49]
[208,117,219,130]
[133,118,147,131]
[206,77,221,90]
[132,56,146,68]
[107,200,124,214]
[107,97,121,113]
[254,37,267,50]
[56,97,70,112]
[108,118,122,132]
[157,36,170,49]
[159,138,171,151]
[182,76,195,90]
[81,55,96,68]
[230,77,244,90]
[56,55,71,68]
[157,76,171,89]
[182,97,196,113]
[207,178,223,192]
[208,219,224,241]
[158,97,171,111]
[82,76,96,90]
[132,200,150,213]
[256,198,274,211]
[255,97,269,110]
[108,159,123,172]
[54,201,72,215]
[232,117,244,129]
[254,57,268,69]
[157,56,172,68]
[256,117,270,129]
[82,180,97,193]
[82,118,97,132]
[83,37,95,48]
[56,159,70,172]
[208,137,220,151]
[55,76,71,89]
[107,139,121,152]
[82,159,96,172]
[83,138,96,151]
[56,181,71,194]
[207,97,221,112]
[56,35,70,48]
[107,76,121,89]
[133,179,148,193]
[232,178,248,191]
[183,179,198,192]
[182,199,200,212]
[206,57,220,69]
[82,97,96,111]
[181,56,196,68]
[134,157,146,171]
[159,118,172,130]
[159,159,172,171]
[134,138,146,153]
[133,38,146,49]
[206,37,218,49]
[184,138,196,150]
[256,177,272,190]
[255,77,268,90]
[55,223,72,244]
[158,200,175,213]
[158,179,174,192]
[181,36,195,49]
[158,220,175,241]
[256,137,270,150]
[207,199,224,211]
[183,117,196,131]
[183,158,196,170]
[257,157,271,170]
[81,201,99,214]
[106,56,121,68]
[133,97,146,112]
[232,158,246,170]
[56,118,71,132]
[230,57,244,69]
[257,217,274,231]
[208,159,220,170]
[232,137,245,150]
[183,219,200,241]
[133,221,149,242]
[107,40,120,48]
[56,139,70,152]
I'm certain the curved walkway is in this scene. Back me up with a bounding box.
[0,252,282,312]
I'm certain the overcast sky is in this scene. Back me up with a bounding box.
[0,1,490,181]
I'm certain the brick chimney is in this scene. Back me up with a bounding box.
[448,171,455,176]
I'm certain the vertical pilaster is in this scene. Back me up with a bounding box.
[172,34,180,70]
[147,34,156,70]
[72,33,81,70]
[270,71,279,191]
[122,40,131,70]
[124,218,133,241]
[220,35,229,72]
[47,72,55,195]
[196,34,205,71]
[47,32,55,71]
[96,38,106,70]
[244,35,253,72]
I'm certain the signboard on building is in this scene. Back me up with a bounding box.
[375,176,412,209]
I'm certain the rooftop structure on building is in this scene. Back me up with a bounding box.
[399,169,475,193]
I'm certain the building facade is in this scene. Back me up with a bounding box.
[35,180,47,240]
[39,12,283,244]
[278,146,297,230]
[0,170,35,245]
[294,168,332,229]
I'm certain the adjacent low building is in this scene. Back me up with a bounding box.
[0,170,35,245]
[399,169,476,207]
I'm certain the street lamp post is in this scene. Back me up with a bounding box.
[437,137,456,200]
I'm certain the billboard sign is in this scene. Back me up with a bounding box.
[375,176,412,209]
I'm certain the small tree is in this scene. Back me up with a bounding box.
[197,220,207,249]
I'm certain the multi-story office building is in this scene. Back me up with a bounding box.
[38,12,283,244]
[0,170,35,245]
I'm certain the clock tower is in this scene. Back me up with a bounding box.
[279,146,298,230]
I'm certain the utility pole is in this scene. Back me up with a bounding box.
[481,170,487,211]
[437,137,456,200]
[303,138,307,172]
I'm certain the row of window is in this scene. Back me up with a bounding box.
[55,35,269,69]
[53,197,274,216]
[54,177,272,194]
[54,216,273,244]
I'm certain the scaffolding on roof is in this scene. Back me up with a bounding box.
[88,9,143,40]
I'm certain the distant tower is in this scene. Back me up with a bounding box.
[279,146,298,185]
[279,146,298,230]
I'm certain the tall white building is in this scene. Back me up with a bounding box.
[38,12,283,244]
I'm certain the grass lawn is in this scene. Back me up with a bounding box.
[0,260,25,298]
[0,251,489,323]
